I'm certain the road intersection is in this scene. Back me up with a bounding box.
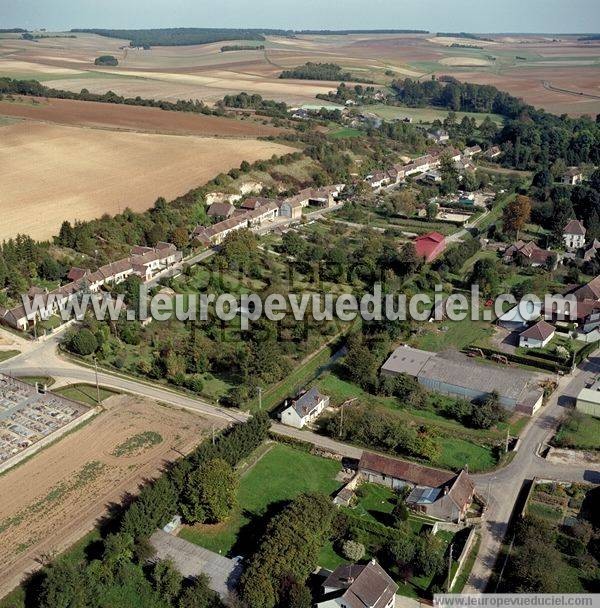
[0,330,597,593]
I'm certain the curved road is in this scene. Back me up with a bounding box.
[1,334,598,593]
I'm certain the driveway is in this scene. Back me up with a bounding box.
[150,530,242,599]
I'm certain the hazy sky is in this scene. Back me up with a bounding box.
[2,0,599,33]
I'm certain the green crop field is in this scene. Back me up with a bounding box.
[360,104,505,125]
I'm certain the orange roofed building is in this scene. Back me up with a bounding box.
[414,231,446,262]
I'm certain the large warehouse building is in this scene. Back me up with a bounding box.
[381,346,545,415]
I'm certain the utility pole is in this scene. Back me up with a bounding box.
[505,428,510,453]
[339,402,345,438]
[257,386,262,411]
[212,424,215,445]
[487,475,496,507]
[447,543,454,592]
[94,357,100,404]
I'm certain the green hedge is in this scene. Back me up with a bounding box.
[574,339,600,365]
[468,344,569,373]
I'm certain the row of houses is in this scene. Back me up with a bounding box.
[0,242,182,332]
[498,272,600,346]
[191,185,344,247]
[365,145,482,191]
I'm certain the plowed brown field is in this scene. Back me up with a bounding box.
[0,97,284,137]
[0,121,293,242]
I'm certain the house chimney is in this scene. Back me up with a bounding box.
[443,486,449,496]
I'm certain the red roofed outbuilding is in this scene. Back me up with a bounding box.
[414,231,446,262]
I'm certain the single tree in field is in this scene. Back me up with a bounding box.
[391,500,409,528]
[502,194,531,237]
[179,458,238,524]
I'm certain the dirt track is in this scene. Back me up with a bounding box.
[0,395,224,598]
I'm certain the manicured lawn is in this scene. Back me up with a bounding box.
[0,350,19,363]
[554,412,600,451]
[410,318,494,352]
[54,384,120,405]
[179,443,342,556]
[329,127,363,138]
[319,541,348,570]
[344,483,436,533]
[437,437,496,472]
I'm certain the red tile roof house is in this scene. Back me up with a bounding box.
[519,320,556,349]
[207,202,235,219]
[359,452,475,522]
[318,560,398,608]
[503,240,559,269]
[414,232,446,262]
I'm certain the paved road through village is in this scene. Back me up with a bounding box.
[0,332,598,593]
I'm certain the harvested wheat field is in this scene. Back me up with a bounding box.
[0,97,284,137]
[0,394,225,598]
[0,121,293,242]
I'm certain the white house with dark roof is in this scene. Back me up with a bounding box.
[519,320,555,349]
[318,560,397,608]
[562,168,583,186]
[563,219,586,251]
[280,386,329,429]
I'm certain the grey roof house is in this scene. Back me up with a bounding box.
[280,386,329,429]
[318,560,398,608]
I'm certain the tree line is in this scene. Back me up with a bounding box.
[26,414,271,608]
[70,28,286,47]
[0,77,216,115]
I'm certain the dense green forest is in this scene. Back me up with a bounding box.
[71,27,289,47]
[220,92,289,117]
[280,62,373,83]
[392,77,600,168]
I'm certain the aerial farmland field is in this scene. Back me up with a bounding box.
[0,120,293,241]
[2,31,599,114]
[0,394,222,599]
